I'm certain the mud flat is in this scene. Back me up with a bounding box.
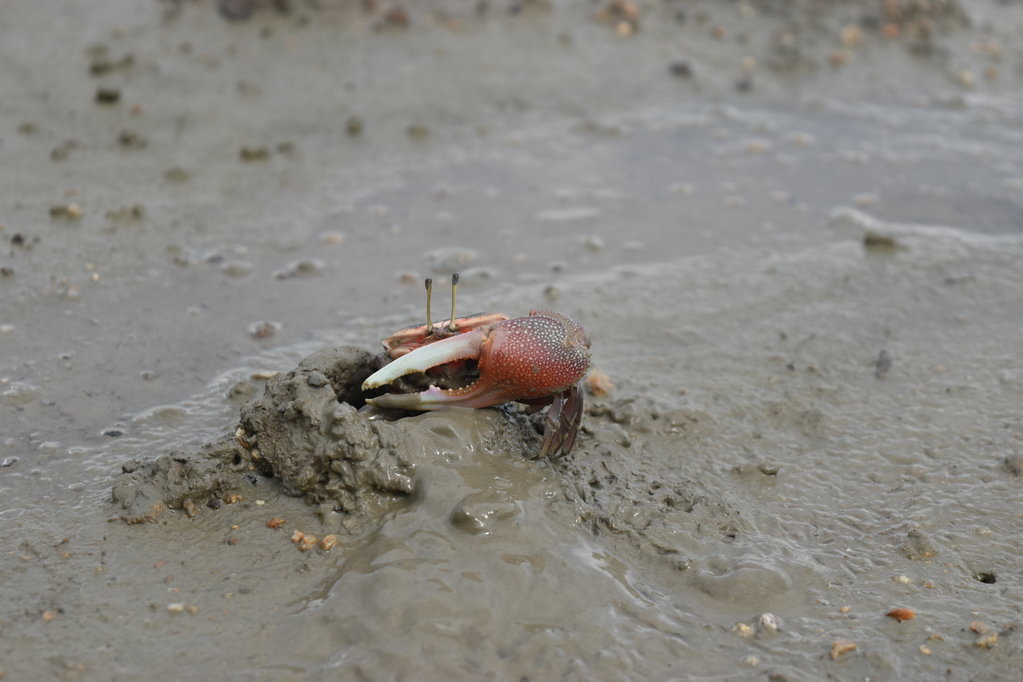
[93,212,1023,680]
[3,0,1023,680]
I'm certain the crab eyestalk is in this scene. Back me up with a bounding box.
[424,277,434,335]
[447,272,459,332]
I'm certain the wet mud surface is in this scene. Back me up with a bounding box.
[94,218,1023,680]
[4,1,1023,680]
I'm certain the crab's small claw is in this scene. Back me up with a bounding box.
[363,311,591,445]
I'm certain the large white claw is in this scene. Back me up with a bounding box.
[361,330,484,391]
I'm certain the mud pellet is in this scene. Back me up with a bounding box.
[95,88,121,104]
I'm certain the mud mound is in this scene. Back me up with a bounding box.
[112,345,542,523]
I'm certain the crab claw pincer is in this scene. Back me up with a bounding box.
[362,310,591,457]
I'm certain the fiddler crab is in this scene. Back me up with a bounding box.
[361,274,591,458]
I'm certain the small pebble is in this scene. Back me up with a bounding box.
[758,613,780,632]
[535,207,600,223]
[970,620,992,634]
[840,25,863,47]
[887,607,916,622]
[830,639,857,659]
[585,371,614,397]
[864,231,898,253]
[239,146,270,161]
[95,88,121,104]
[788,132,815,146]
[320,231,346,245]
[117,130,146,148]
[732,622,755,638]
[50,203,83,220]
[407,124,429,140]
[166,603,185,613]
[975,632,998,648]
[164,167,191,183]
[346,116,364,137]
[668,61,693,78]
[745,139,771,154]
[51,141,77,161]
[248,321,282,339]
[220,260,254,277]
[106,205,145,222]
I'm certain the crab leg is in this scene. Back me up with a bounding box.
[539,384,584,459]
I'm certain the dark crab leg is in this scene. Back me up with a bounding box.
[539,384,584,459]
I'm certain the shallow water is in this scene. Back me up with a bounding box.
[3,1,1023,680]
